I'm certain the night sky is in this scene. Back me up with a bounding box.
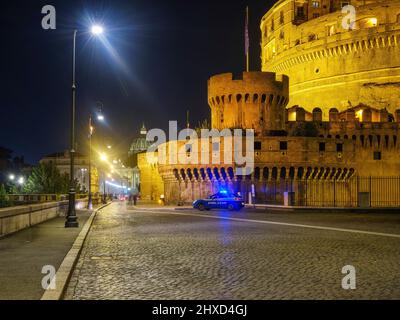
[0,0,274,164]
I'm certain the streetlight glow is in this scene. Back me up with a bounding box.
[91,25,104,36]
[97,114,105,121]
[100,153,108,162]
[18,177,24,185]
[9,174,15,181]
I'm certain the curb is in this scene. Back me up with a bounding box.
[40,202,111,300]
[128,205,192,211]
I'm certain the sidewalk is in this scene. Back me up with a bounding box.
[0,210,91,300]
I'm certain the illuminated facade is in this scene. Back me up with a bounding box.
[261,0,400,118]
[138,0,400,207]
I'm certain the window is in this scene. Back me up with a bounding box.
[254,141,262,150]
[279,141,288,151]
[313,13,320,19]
[280,11,284,24]
[328,25,336,36]
[212,142,220,152]
[336,143,343,152]
[308,33,317,41]
[312,1,320,8]
[373,151,382,160]
[297,6,304,17]
[279,31,284,39]
[271,19,274,31]
[295,39,301,46]
[185,144,192,153]
[319,142,326,152]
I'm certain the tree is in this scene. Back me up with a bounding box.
[23,162,83,194]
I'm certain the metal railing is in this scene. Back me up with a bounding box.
[248,177,400,208]
[0,194,96,208]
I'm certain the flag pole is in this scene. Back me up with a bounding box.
[245,6,250,72]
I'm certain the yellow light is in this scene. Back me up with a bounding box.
[107,173,112,178]
[356,109,363,120]
[100,153,108,162]
[369,18,377,26]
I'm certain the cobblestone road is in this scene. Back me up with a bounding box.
[64,202,400,299]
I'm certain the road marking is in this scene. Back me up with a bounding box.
[138,209,400,239]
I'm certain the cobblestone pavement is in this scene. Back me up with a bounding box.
[64,202,400,300]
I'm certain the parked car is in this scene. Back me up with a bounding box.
[193,191,244,211]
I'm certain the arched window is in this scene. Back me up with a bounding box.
[308,33,317,42]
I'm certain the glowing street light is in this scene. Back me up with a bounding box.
[18,177,24,185]
[9,174,15,181]
[100,153,108,162]
[91,25,104,36]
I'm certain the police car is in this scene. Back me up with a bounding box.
[193,191,245,211]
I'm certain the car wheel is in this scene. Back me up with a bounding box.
[197,204,206,211]
[205,208,211,211]
[227,204,235,211]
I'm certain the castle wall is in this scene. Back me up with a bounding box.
[137,152,164,202]
[261,0,400,117]
[208,72,289,134]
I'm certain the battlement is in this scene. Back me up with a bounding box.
[208,72,289,134]
[208,72,288,96]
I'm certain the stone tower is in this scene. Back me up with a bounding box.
[207,72,289,135]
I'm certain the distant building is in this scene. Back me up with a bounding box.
[128,124,150,194]
[0,147,31,185]
[40,151,99,193]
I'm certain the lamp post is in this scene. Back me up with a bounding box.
[65,25,105,228]
[65,29,79,228]
[87,106,105,210]
[87,115,94,210]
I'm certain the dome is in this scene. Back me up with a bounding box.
[129,124,150,155]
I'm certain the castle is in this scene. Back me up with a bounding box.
[138,0,400,207]
[261,0,400,116]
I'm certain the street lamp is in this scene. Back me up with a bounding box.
[9,174,15,181]
[66,25,105,228]
[18,177,24,185]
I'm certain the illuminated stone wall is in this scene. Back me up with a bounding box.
[261,0,400,118]
[137,152,164,202]
[208,72,289,134]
